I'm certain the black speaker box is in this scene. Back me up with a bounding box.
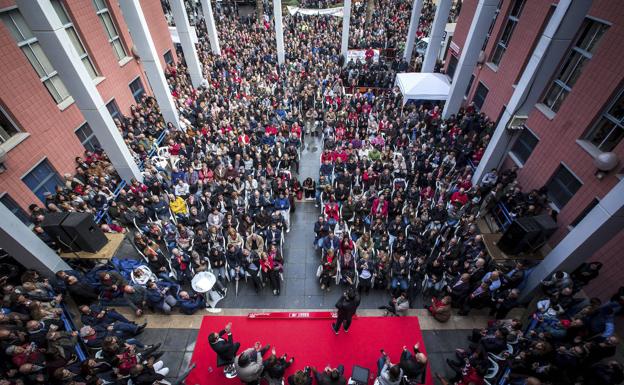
[61,213,107,253]
[497,216,542,255]
[41,212,73,250]
[528,214,558,251]
[41,212,107,253]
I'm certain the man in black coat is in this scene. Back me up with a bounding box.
[312,365,347,385]
[399,343,427,382]
[447,273,471,306]
[208,322,240,363]
[332,288,360,334]
[65,275,99,305]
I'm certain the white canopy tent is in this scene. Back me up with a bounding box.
[395,73,451,105]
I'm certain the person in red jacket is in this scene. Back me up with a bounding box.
[324,198,340,226]
[371,195,389,219]
[450,188,469,207]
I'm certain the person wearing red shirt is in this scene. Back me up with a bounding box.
[290,123,302,137]
[321,150,334,163]
[324,199,340,225]
[371,195,389,218]
[265,124,278,136]
[450,188,469,207]
[365,47,375,63]
[238,133,250,146]
[168,140,181,156]
[472,147,485,165]
[457,175,473,191]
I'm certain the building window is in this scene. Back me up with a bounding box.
[482,0,504,50]
[164,50,174,65]
[75,123,101,152]
[1,10,71,104]
[92,0,127,61]
[510,127,539,165]
[0,193,31,225]
[570,198,599,227]
[129,77,145,103]
[0,106,19,144]
[542,19,608,113]
[546,164,582,209]
[465,75,474,97]
[22,159,64,203]
[51,0,98,79]
[447,55,458,79]
[473,82,489,110]
[491,0,525,66]
[106,99,121,120]
[583,87,624,152]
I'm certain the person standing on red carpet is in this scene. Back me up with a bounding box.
[332,288,361,334]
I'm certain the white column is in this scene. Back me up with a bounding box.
[441,0,499,119]
[273,0,285,64]
[472,0,592,183]
[422,0,452,72]
[200,0,221,55]
[118,0,180,129]
[520,179,624,302]
[0,204,70,276]
[171,0,205,88]
[403,0,424,61]
[340,0,352,63]
[16,0,142,183]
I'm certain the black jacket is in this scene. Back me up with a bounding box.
[335,294,361,317]
[400,347,426,380]
[210,330,239,361]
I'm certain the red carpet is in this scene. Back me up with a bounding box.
[186,313,432,385]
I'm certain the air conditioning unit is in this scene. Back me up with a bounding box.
[506,115,528,131]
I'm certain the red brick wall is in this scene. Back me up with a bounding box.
[0,0,174,209]
[449,0,624,300]
[469,0,552,119]
[139,0,178,69]
[442,0,475,74]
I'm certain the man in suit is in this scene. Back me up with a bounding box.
[399,343,427,382]
[332,288,361,334]
[447,273,471,306]
[208,322,240,363]
[312,365,347,385]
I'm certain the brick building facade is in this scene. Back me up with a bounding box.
[0,0,175,211]
[445,0,624,298]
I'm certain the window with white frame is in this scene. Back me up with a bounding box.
[1,9,71,104]
[0,193,31,225]
[583,87,624,152]
[22,159,64,203]
[491,0,525,66]
[510,127,539,165]
[129,77,145,103]
[75,123,101,152]
[542,19,608,113]
[164,50,174,65]
[106,99,121,120]
[51,0,98,79]
[473,82,489,110]
[546,164,582,210]
[92,0,127,61]
[481,0,504,51]
[0,105,20,144]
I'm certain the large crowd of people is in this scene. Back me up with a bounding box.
[2,1,622,384]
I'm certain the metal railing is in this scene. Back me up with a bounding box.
[94,129,168,224]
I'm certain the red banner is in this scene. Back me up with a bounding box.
[248,311,358,320]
